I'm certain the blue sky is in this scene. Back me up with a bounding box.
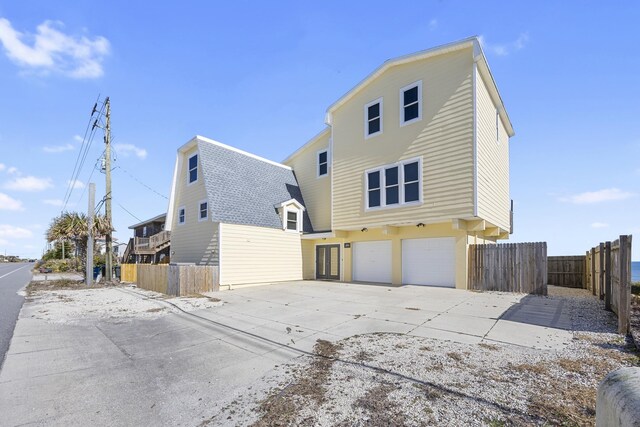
[0,1,638,260]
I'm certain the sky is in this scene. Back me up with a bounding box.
[0,1,638,261]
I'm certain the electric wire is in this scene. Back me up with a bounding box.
[62,96,107,211]
[114,166,168,200]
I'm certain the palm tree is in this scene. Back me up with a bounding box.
[46,212,112,271]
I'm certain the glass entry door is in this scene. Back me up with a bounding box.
[316,245,340,280]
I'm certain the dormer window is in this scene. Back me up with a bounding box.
[188,153,198,184]
[286,211,298,231]
[400,81,422,126]
[275,199,305,233]
[364,98,383,138]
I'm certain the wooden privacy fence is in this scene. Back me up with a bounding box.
[547,256,586,288]
[120,264,219,296]
[120,263,137,283]
[602,236,632,334]
[468,242,547,295]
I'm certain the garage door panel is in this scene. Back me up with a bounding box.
[402,237,455,287]
[353,241,392,283]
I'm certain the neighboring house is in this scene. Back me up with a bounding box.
[167,36,514,289]
[122,214,171,264]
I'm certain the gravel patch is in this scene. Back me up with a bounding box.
[204,287,639,426]
[25,284,223,324]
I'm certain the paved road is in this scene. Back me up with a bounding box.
[0,262,32,369]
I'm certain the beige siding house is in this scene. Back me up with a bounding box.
[167,36,514,289]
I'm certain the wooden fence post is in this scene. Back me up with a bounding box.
[618,235,631,335]
[604,241,612,311]
[599,243,605,300]
[591,247,596,295]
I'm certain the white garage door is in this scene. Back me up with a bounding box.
[353,241,392,283]
[402,237,456,287]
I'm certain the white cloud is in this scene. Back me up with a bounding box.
[590,222,609,229]
[0,192,24,210]
[73,134,83,142]
[4,175,53,191]
[7,166,18,175]
[559,188,635,204]
[114,143,147,160]
[0,18,110,79]
[0,224,33,239]
[43,143,74,153]
[43,198,64,207]
[479,33,529,56]
[0,163,5,171]
[67,179,85,189]
[428,19,438,31]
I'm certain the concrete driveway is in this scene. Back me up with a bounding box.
[0,281,574,426]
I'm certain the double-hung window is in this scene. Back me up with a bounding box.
[188,154,198,184]
[365,158,422,209]
[364,98,383,138]
[286,211,298,231]
[400,81,422,125]
[178,207,186,225]
[317,149,328,177]
[198,200,208,221]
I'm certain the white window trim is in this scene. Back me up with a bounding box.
[177,206,186,225]
[364,157,423,211]
[399,80,423,127]
[197,199,209,222]
[317,148,329,178]
[364,97,383,139]
[283,205,303,233]
[187,153,198,186]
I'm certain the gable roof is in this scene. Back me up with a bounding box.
[128,213,166,230]
[325,36,514,137]
[167,136,313,232]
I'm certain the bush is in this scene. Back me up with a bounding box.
[632,282,640,297]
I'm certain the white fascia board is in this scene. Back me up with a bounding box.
[282,127,331,164]
[195,135,292,170]
[165,153,181,231]
[473,40,515,137]
[326,37,477,117]
[301,231,336,240]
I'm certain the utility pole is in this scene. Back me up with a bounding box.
[104,97,113,282]
[86,183,95,286]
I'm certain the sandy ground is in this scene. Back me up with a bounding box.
[25,284,223,325]
[205,286,639,427]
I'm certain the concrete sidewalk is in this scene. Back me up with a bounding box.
[0,281,576,426]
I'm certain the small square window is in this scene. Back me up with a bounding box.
[188,154,198,184]
[318,150,328,177]
[199,201,208,221]
[287,211,298,231]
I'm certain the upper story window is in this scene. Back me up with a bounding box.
[400,81,422,126]
[365,157,422,210]
[364,98,383,138]
[178,206,186,225]
[317,149,328,177]
[286,211,298,231]
[142,226,148,237]
[198,200,208,221]
[188,154,198,184]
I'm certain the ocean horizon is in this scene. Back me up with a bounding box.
[633,261,639,282]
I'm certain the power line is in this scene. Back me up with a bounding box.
[115,166,168,200]
[62,96,107,211]
[117,202,142,222]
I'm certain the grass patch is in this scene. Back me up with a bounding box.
[447,352,463,362]
[478,342,501,351]
[632,281,640,296]
[249,340,342,427]
[26,279,104,296]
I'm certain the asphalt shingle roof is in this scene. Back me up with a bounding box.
[197,140,313,232]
